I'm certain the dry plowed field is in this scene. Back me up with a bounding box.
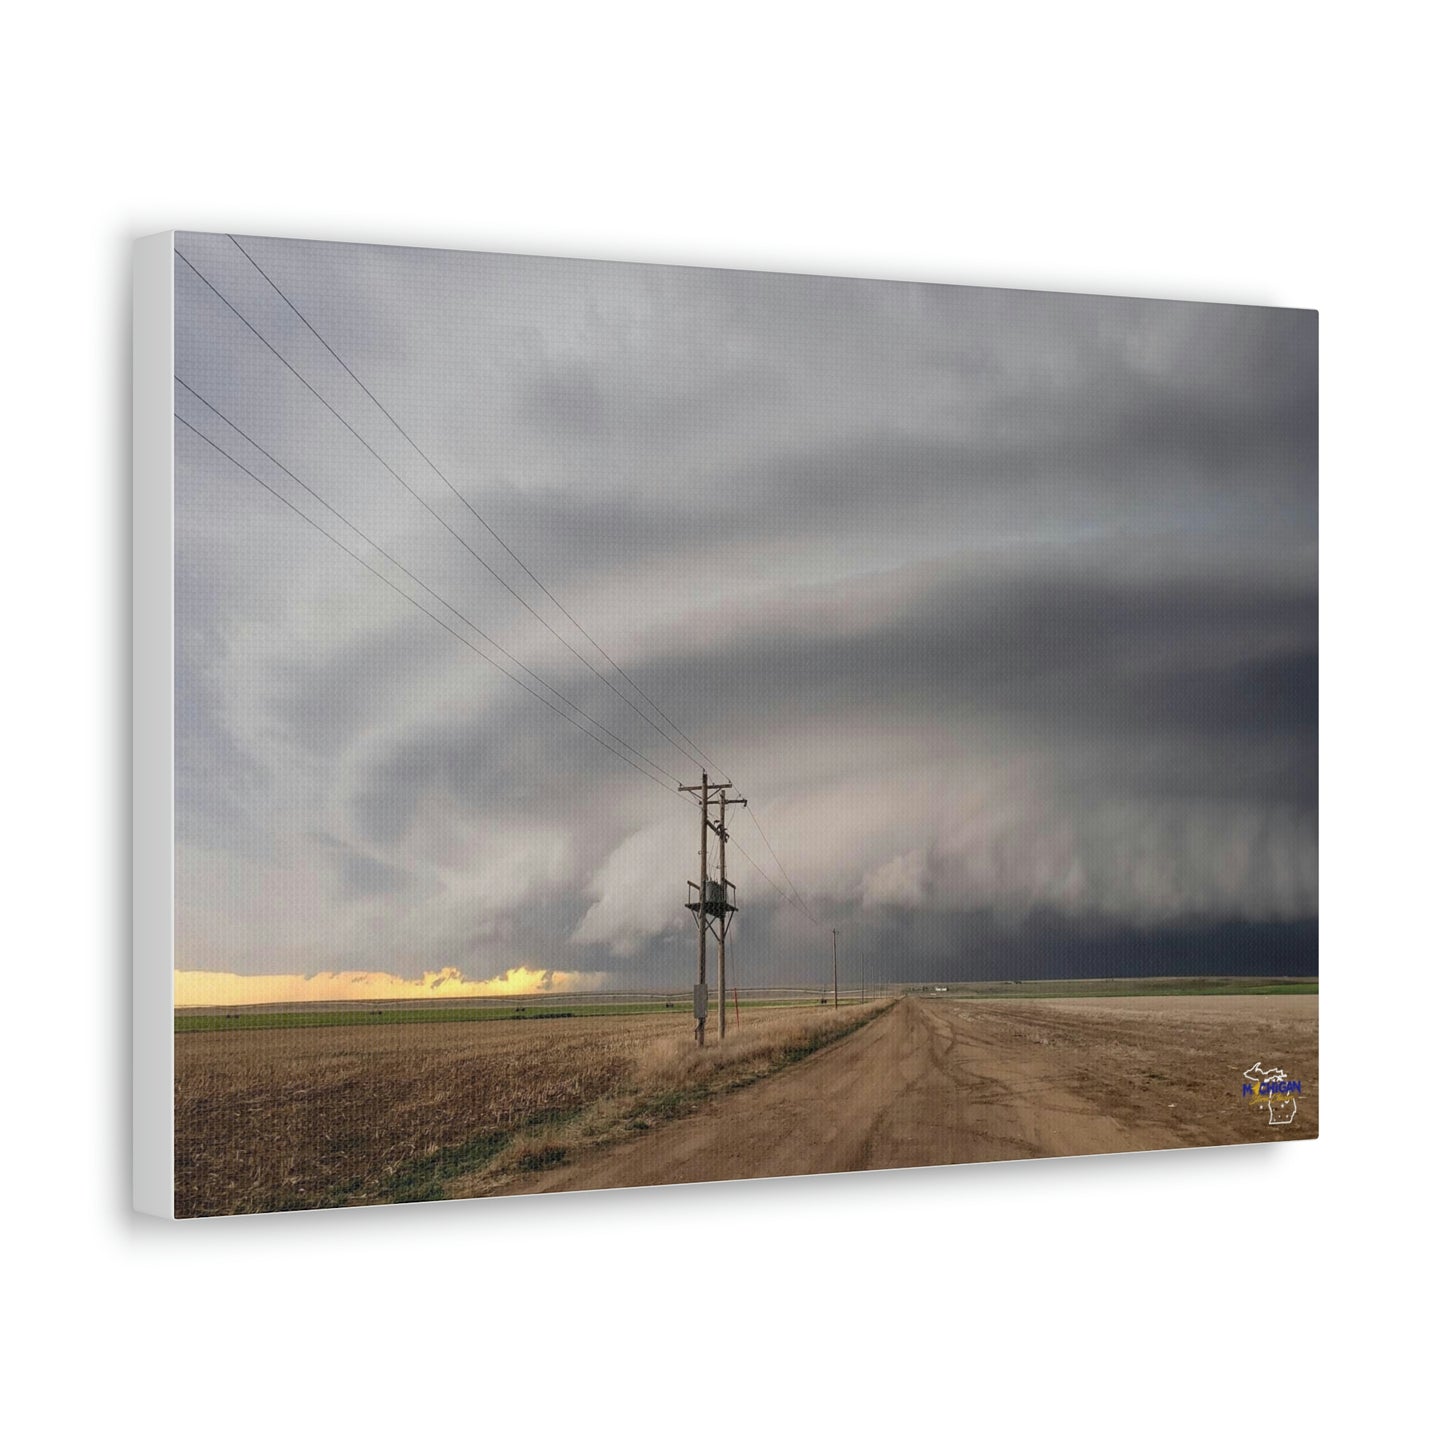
[175,994,1316,1213]
[174,1004,886,1215]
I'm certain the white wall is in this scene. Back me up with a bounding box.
[4,3,1436,1439]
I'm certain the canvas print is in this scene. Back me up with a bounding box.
[156,233,1317,1216]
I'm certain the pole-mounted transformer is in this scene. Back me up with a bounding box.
[681,774,746,1044]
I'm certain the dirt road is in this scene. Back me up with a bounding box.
[510,994,1318,1193]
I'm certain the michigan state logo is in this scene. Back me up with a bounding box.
[1242,1062,1303,1125]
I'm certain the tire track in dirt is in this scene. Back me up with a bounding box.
[492,994,1317,1196]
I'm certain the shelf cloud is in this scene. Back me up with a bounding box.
[174,233,1316,991]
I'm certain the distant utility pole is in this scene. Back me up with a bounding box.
[832,929,839,1009]
[681,773,745,1045]
[862,952,866,1003]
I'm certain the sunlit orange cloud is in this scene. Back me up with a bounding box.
[174,965,609,1008]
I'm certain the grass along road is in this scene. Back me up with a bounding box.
[174,1000,890,1215]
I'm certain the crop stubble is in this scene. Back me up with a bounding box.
[174,994,1316,1214]
[174,1004,886,1216]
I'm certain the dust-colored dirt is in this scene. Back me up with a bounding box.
[174,1012,683,1215]
[501,994,1319,1195]
[173,1003,885,1215]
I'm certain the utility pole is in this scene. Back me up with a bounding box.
[680,772,709,1046]
[681,774,745,1046]
[697,775,708,1046]
[832,928,839,1009]
[716,793,732,1038]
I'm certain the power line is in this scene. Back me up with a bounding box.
[179,241,845,990]
[176,244,716,780]
[176,412,686,798]
[747,808,822,926]
[175,378,684,790]
[728,834,820,929]
[228,233,723,776]
[728,834,835,997]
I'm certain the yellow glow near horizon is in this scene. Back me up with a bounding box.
[174,965,609,1009]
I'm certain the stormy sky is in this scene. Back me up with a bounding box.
[173,232,1317,994]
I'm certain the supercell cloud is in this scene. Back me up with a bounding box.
[173,234,1317,990]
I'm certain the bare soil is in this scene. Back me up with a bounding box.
[174,1012,677,1215]
[173,1003,885,1215]
[495,994,1319,1196]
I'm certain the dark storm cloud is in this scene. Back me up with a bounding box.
[745,573,1313,766]
[735,364,1316,519]
[339,690,636,848]
[172,233,1317,982]
[477,291,1317,612]
[322,554,1317,978]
